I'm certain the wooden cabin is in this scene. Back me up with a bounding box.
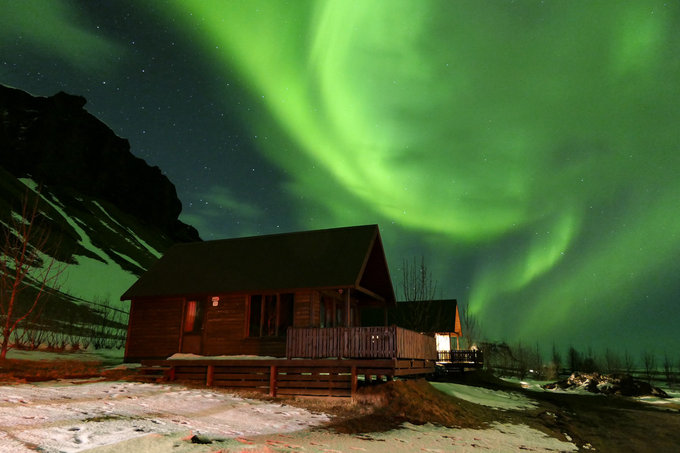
[121,224,434,365]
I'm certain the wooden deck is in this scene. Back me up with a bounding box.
[139,357,435,398]
[136,326,437,397]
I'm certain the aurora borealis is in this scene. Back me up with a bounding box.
[2,1,679,357]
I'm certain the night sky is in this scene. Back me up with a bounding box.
[2,1,679,358]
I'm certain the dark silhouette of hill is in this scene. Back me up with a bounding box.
[0,83,201,342]
[0,83,199,245]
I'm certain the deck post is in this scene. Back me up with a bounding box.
[345,289,351,327]
[269,365,278,397]
[168,366,176,381]
[206,365,214,386]
[351,365,358,398]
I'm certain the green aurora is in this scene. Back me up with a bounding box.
[3,0,679,356]
[169,1,680,352]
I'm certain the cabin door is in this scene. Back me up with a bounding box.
[181,299,205,354]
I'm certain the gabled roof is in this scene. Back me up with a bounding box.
[390,299,461,334]
[361,299,461,334]
[121,224,395,304]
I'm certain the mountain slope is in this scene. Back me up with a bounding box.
[0,84,200,330]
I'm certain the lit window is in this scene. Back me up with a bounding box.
[183,300,203,333]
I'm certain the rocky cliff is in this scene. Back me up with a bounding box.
[0,84,199,244]
[0,84,200,335]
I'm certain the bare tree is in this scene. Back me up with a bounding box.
[662,353,675,387]
[396,255,439,333]
[0,188,65,359]
[567,346,582,373]
[400,256,437,302]
[604,348,621,374]
[513,341,530,379]
[460,303,480,349]
[549,342,562,379]
[623,350,636,374]
[642,351,656,384]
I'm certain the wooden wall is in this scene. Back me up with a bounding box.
[126,290,325,361]
[201,290,321,357]
[125,298,183,362]
[203,294,247,355]
[293,290,319,327]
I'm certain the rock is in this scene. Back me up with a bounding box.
[543,372,669,398]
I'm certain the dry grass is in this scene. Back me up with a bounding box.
[0,358,105,382]
[318,378,493,434]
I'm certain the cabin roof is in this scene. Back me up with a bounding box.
[121,224,395,304]
[390,299,460,334]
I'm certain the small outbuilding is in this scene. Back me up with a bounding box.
[389,299,463,359]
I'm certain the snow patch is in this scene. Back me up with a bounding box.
[91,201,163,259]
[0,381,330,452]
[430,381,538,410]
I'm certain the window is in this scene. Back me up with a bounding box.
[264,295,277,336]
[183,300,204,333]
[248,293,295,337]
[336,306,343,327]
[248,295,262,337]
[279,293,294,334]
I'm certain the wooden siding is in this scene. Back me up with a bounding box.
[286,326,437,360]
[202,294,247,355]
[202,293,287,357]
[293,290,314,327]
[125,299,183,361]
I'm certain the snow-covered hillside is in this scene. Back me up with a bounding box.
[17,178,160,311]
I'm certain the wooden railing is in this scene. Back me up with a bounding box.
[286,326,437,361]
[437,349,484,367]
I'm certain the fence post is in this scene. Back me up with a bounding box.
[206,365,214,387]
[269,365,278,397]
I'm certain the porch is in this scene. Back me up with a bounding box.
[437,349,484,368]
[137,357,431,398]
[137,326,437,397]
[285,326,437,361]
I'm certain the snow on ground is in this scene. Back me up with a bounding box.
[637,388,680,410]
[0,379,577,453]
[0,381,330,453]
[430,381,538,410]
[503,376,680,410]
[91,200,163,259]
[502,376,604,396]
[88,420,578,453]
[6,345,125,366]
